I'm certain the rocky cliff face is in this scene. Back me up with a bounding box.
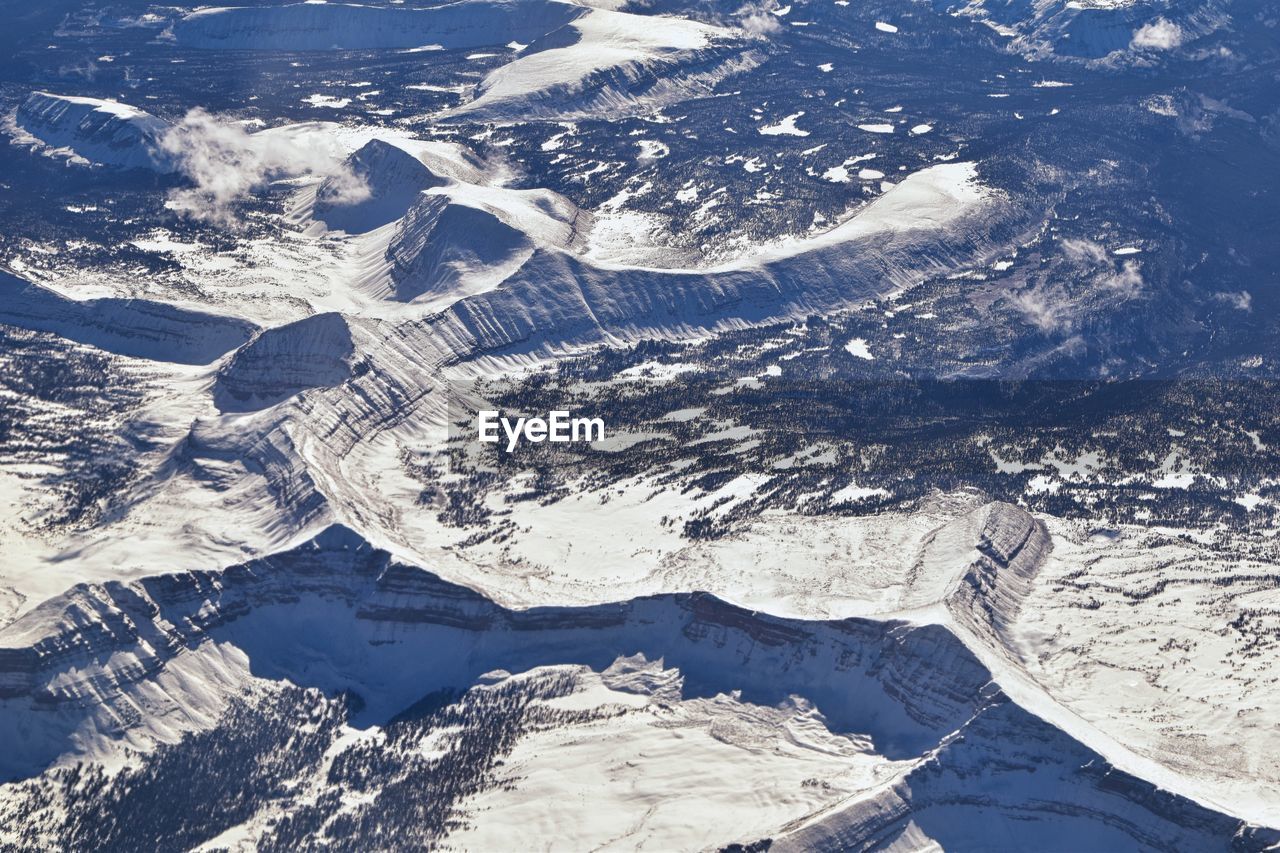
[0,523,987,759]
[773,693,1264,852]
[948,500,1052,645]
[401,162,1020,359]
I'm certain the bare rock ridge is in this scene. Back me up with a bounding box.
[313,139,446,234]
[0,523,983,741]
[947,500,1051,644]
[214,312,357,413]
[771,694,1274,852]
[0,519,1274,848]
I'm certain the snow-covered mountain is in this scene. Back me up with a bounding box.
[1,515,1272,849]
[13,92,174,170]
[214,312,358,413]
[0,271,257,363]
[1,0,1278,847]
[313,139,447,234]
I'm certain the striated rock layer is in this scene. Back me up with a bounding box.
[214,313,357,413]
[0,521,1275,848]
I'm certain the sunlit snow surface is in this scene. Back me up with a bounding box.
[0,0,1279,847]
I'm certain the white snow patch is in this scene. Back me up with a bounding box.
[844,338,874,359]
[1151,453,1196,489]
[661,407,705,422]
[759,112,809,136]
[636,139,670,160]
[302,94,351,109]
[830,482,890,503]
[1026,473,1060,494]
[1234,494,1266,511]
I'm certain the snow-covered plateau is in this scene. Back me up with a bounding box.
[1,0,1278,847]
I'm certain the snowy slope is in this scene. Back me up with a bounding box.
[12,92,174,170]
[214,313,357,413]
[171,0,745,120]
[0,523,1272,848]
[454,4,746,119]
[386,196,534,301]
[2,0,1278,843]
[0,272,257,365]
[311,139,446,234]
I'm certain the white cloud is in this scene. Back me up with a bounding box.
[735,1,783,37]
[1010,284,1075,334]
[1059,238,1109,265]
[57,60,99,81]
[1132,18,1183,51]
[1098,260,1143,298]
[1058,240,1144,299]
[1215,290,1253,311]
[156,109,368,226]
[1009,239,1145,332]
